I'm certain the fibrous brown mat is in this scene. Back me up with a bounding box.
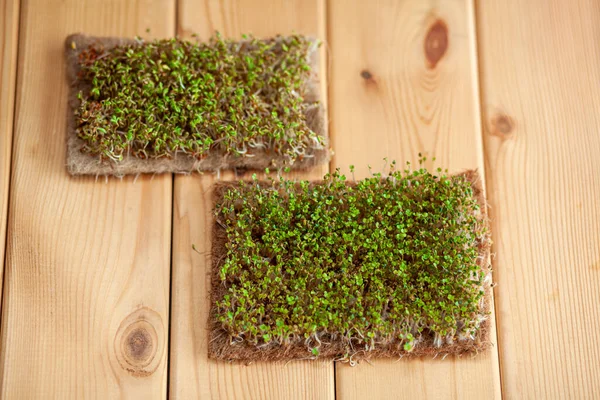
[209,170,493,363]
[64,34,328,177]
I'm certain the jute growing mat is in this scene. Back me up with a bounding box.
[209,169,493,363]
[64,34,328,177]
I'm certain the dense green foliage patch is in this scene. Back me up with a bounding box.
[75,33,324,163]
[214,161,489,357]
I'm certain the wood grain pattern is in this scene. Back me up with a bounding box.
[169,0,333,398]
[477,0,600,398]
[0,0,174,397]
[0,0,20,311]
[328,0,501,398]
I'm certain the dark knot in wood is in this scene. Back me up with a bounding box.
[491,114,515,137]
[425,19,448,69]
[114,307,164,377]
[126,327,152,362]
[360,69,373,80]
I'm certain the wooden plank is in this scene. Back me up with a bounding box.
[169,0,333,398]
[0,0,20,311]
[0,0,174,398]
[477,0,600,398]
[329,0,501,399]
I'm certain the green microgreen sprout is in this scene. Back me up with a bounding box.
[74,33,324,164]
[213,159,490,358]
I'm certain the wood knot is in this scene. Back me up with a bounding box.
[126,327,153,362]
[360,70,373,80]
[360,69,377,89]
[114,307,164,377]
[490,114,515,137]
[424,19,448,69]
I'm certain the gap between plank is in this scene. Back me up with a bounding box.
[166,1,179,398]
[471,0,505,396]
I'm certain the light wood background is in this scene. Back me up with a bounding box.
[0,0,598,398]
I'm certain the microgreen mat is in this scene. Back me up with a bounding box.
[74,33,325,164]
[211,161,491,361]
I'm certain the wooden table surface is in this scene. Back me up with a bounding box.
[1,0,599,398]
